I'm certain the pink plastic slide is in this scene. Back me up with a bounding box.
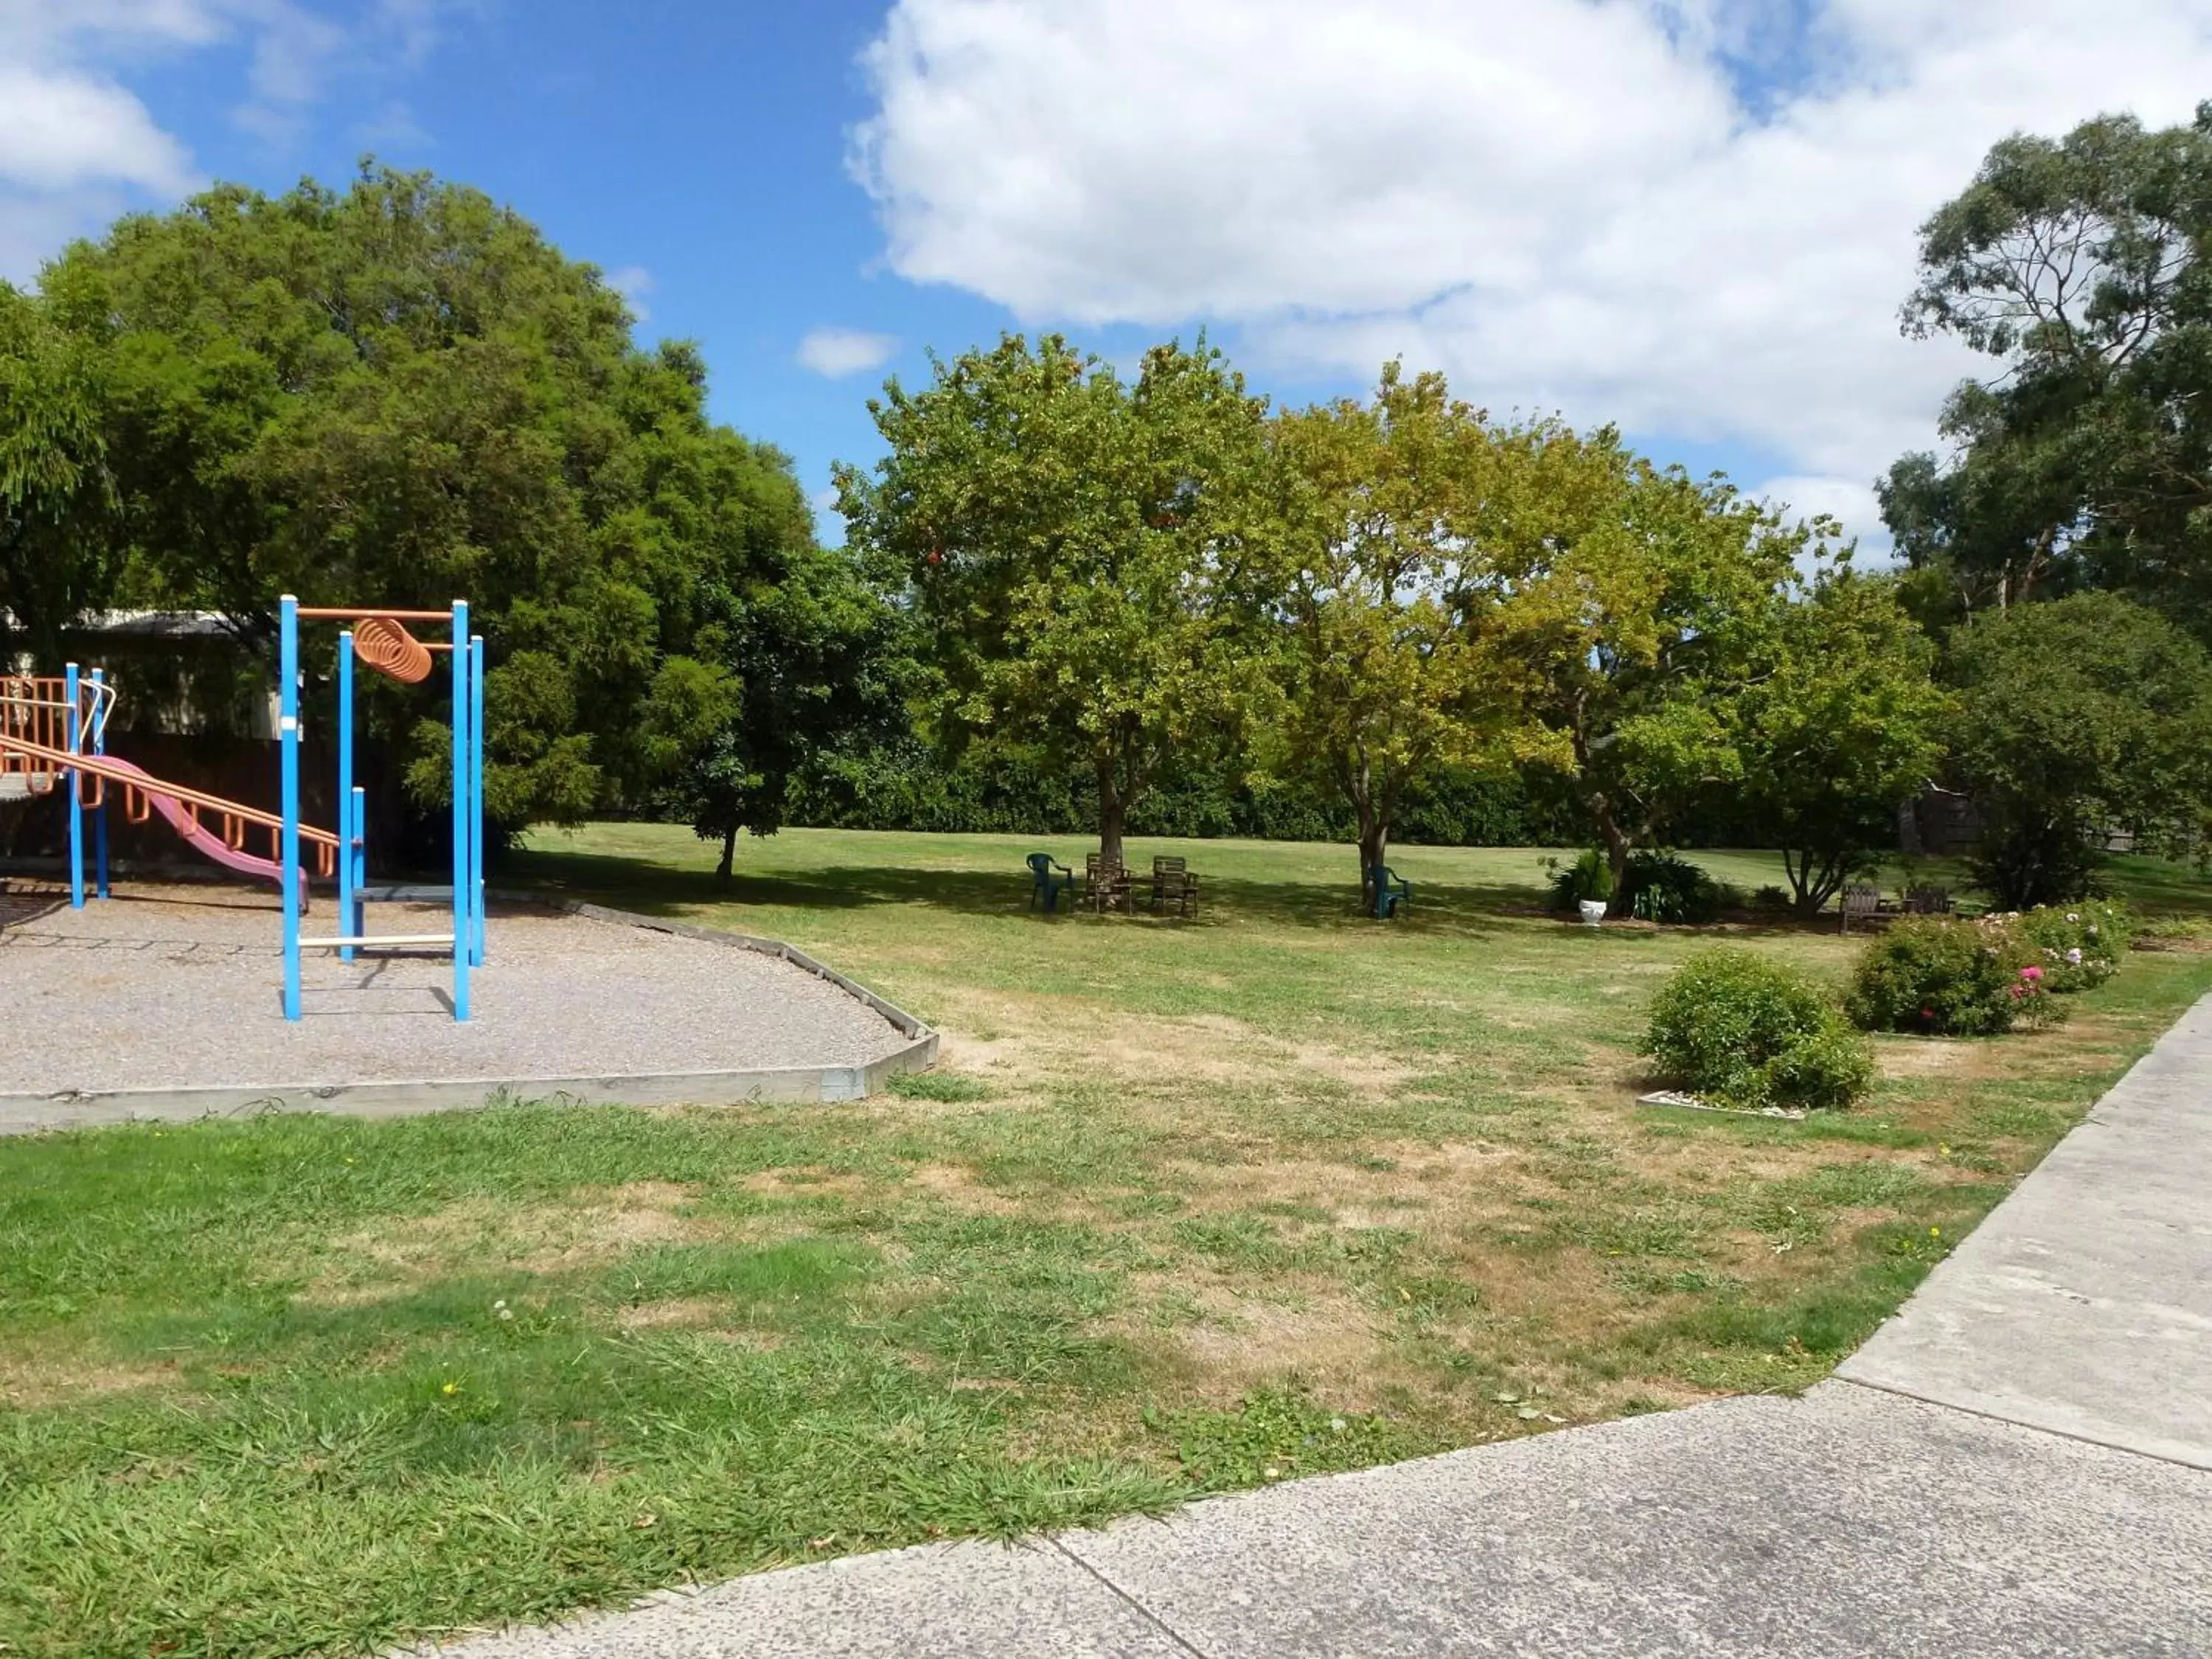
[95,754,302,897]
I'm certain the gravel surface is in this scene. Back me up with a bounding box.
[0,883,912,1094]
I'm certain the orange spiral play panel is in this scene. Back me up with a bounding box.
[352,616,435,683]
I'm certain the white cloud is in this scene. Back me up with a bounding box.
[0,1,467,282]
[1753,473,1889,560]
[796,325,901,378]
[0,65,193,194]
[852,0,2212,509]
[605,262,653,323]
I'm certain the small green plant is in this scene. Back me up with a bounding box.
[1543,847,1613,911]
[1846,914,2057,1036]
[1623,851,1730,924]
[886,1070,995,1102]
[1159,1388,1436,1489]
[1642,947,1874,1110]
[1752,884,1792,913]
[2000,900,2132,993]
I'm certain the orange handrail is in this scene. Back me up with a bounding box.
[0,730,340,851]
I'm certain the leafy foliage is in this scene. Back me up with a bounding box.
[1642,947,1873,1111]
[834,334,1271,863]
[1948,592,2212,908]
[1262,365,1531,904]
[1489,434,1822,913]
[0,283,117,669]
[1731,571,1952,914]
[1847,916,2056,1036]
[29,167,827,844]
[662,538,916,879]
[1884,105,2212,630]
[1621,851,1733,925]
[1543,847,1614,910]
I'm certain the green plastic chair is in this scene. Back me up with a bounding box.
[1027,852,1074,913]
[1369,864,1411,919]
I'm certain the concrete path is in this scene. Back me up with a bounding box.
[437,997,2212,1658]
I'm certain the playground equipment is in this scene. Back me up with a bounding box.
[0,594,486,1021]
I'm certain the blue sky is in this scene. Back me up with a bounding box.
[7,1,2212,547]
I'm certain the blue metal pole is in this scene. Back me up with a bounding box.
[351,785,366,946]
[451,599,470,1021]
[281,597,302,1021]
[63,662,82,909]
[90,667,109,900]
[470,634,486,967]
[337,632,355,964]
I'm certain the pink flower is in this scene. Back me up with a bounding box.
[2020,964,2043,982]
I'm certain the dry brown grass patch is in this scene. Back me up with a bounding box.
[298,1181,719,1306]
[0,1354,178,1409]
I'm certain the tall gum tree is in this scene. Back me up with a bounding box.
[1883,105,2212,633]
[834,335,1271,866]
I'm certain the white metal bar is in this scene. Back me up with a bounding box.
[297,933,456,948]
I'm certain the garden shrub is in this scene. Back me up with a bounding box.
[1753,884,1792,913]
[1543,848,1613,910]
[1622,851,1732,923]
[1642,947,1874,1111]
[2002,900,2131,993]
[1846,915,2058,1036]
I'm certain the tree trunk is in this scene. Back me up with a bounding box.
[1097,763,1126,869]
[1590,795,1635,919]
[1358,818,1389,917]
[716,824,737,884]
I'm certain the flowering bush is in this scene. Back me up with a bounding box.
[1848,915,2059,1036]
[1995,900,2132,993]
[1644,948,1874,1110]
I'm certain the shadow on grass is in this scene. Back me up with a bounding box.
[509,846,1543,940]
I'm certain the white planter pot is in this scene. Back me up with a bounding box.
[1578,899,1608,928]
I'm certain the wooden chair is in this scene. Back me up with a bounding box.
[1026,852,1074,913]
[1903,884,1953,915]
[1085,853,1133,914]
[1840,883,1884,934]
[1152,856,1198,917]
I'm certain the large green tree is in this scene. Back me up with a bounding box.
[1732,571,1953,915]
[1949,591,2212,907]
[667,536,917,881]
[1490,433,1818,914]
[0,282,116,670]
[31,166,821,841]
[834,334,1272,865]
[1263,366,1531,906]
[1883,106,2212,633]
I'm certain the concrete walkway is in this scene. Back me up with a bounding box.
[438,998,2212,1658]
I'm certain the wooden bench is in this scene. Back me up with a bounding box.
[1840,883,1885,934]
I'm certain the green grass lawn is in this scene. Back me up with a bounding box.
[5,827,2210,1657]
